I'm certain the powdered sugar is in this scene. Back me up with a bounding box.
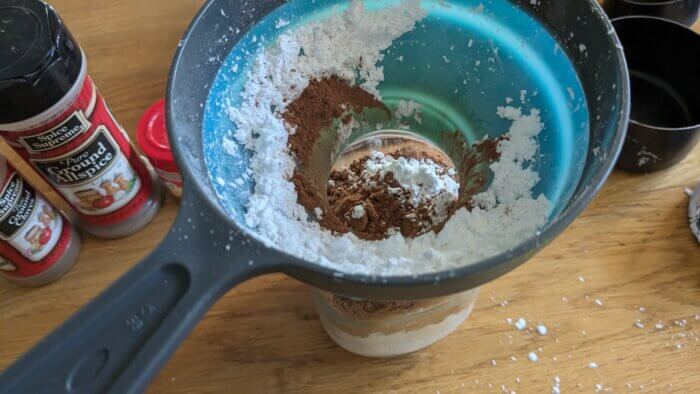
[226,0,550,276]
[514,317,527,331]
[537,324,548,336]
[350,205,365,219]
[363,152,458,209]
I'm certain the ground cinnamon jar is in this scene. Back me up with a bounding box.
[0,155,81,286]
[0,0,163,239]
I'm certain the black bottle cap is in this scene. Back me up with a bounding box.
[0,0,82,124]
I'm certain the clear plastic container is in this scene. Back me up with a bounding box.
[312,288,479,357]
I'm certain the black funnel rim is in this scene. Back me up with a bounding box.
[167,0,631,298]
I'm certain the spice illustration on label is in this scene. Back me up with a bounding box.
[31,127,141,215]
[18,111,91,153]
[0,174,63,261]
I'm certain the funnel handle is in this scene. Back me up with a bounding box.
[0,193,263,393]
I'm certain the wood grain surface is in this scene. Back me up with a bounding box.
[1,1,699,392]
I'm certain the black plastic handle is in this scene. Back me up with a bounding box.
[0,193,271,393]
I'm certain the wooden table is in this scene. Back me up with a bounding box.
[1,1,698,392]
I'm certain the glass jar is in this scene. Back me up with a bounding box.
[312,287,479,357]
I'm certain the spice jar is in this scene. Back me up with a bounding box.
[137,100,183,198]
[0,155,81,286]
[0,0,163,239]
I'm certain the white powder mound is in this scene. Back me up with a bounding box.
[363,151,459,208]
[350,205,365,219]
[227,0,550,276]
[537,324,548,335]
[356,151,458,229]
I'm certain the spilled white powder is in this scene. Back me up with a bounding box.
[551,376,561,394]
[227,0,549,276]
[222,137,238,155]
[275,18,290,29]
[537,324,548,336]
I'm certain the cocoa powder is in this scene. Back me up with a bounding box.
[446,132,507,210]
[323,292,419,320]
[284,76,388,165]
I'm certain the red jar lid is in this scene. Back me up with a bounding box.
[137,99,178,173]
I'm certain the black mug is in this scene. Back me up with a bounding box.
[613,16,700,172]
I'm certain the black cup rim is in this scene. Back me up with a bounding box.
[613,15,700,132]
[613,0,687,6]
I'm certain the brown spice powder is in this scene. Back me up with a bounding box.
[323,292,419,320]
[284,76,388,166]
[446,132,507,210]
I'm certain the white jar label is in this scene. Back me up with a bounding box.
[31,127,142,215]
[0,174,63,262]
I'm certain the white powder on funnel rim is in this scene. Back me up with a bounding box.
[226,0,550,276]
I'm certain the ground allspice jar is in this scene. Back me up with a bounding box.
[0,155,81,286]
[0,0,163,239]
